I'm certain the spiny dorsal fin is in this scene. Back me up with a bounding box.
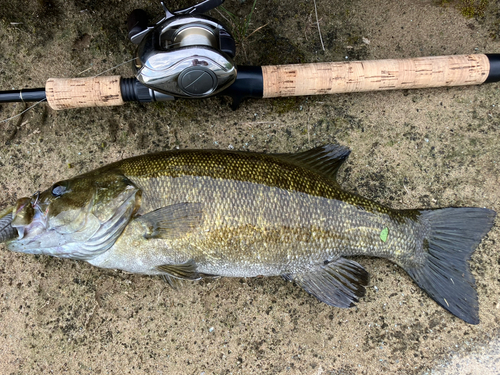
[283,257,369,308]
[136,202,203,239]
[275,144,351,182]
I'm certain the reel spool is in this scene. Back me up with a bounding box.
[129,0,237,99]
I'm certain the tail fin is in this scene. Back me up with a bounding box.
[403,207,496,324]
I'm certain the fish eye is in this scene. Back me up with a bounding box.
[51,184,67,197]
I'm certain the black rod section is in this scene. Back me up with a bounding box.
[485,54,500,83]
[220,66,263,109]
[0,88,46,103]
[120,78,175,102]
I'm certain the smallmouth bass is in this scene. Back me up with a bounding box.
[0,145,495,324]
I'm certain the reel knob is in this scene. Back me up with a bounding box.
[178,66,218,96]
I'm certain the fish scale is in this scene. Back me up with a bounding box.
[93,149,421,280]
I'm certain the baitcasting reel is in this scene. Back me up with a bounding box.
[128,0,237,99]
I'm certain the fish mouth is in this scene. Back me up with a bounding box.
[0,206,17,243]
[10,194,48,241]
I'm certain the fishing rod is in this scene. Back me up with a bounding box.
[1,0,499,111]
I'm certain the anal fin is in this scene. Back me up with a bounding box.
[283,257,369,308]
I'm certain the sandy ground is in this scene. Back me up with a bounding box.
[0,0,499,373]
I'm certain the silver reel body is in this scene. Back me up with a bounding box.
[133,5,237,99]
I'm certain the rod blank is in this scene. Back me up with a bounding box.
[0,88,46,103]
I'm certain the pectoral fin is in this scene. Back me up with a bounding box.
[137,202,203,239]
[283,257,369,308]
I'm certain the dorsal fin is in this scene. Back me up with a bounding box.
[275,144,351,182]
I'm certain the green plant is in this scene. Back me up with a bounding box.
[218,0,261,44]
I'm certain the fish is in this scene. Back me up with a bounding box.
[0,144,496,324]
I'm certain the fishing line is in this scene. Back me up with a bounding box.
[0,99,46,124]
[312,0,325,51]
[92,57,136,77]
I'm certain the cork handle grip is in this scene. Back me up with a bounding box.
[262,54,490,97]
[45,76,124,110]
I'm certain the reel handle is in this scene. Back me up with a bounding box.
[127,9,149,41]
[127,0,226,44]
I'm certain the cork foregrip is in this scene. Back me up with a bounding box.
[45,76,124,110]
[262,54,490,97]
